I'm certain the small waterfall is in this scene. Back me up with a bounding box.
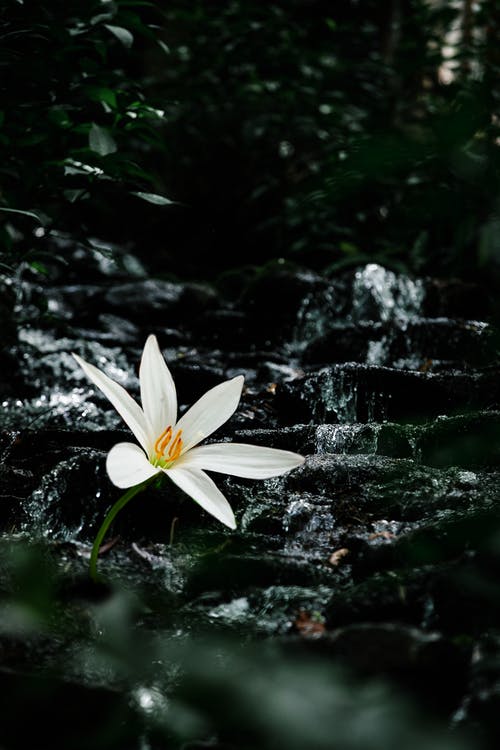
[290,283,345,355]
[315,423,380,454]
[317,367,358,423]
[290,264,425,367]
[352,263,425,324]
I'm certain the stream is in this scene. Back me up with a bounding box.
[1,257,499,749]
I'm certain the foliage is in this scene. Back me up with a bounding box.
[1,0,500,287]
[0,0,170,276]
[154,0,500,281]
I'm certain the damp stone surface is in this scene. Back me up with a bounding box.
[1,261,499,749]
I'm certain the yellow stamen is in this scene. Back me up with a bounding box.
[168,430,183,462]
[159,427,173,454]
[154,425,172,458]
[154,426,183,464]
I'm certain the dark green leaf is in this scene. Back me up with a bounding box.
[88,123,117,156]
[29,260,49,275]
[85,86,118,109]
[63,189,90,203]
[131,191,174,205]
[157,39,170,55]
[0,207,45,224]
[104,24,134,48]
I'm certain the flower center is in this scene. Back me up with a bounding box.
[153,425,183,467]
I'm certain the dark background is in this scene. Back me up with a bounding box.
[1,0,499,295]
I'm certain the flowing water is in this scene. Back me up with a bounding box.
[0,262,499,749]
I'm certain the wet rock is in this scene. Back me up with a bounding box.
[303,322,386,365]
[186,549,328,597]
[104,278,183,320]
[276,364,500,424]
[0,348,25,398]
[290,279,352,350]
[304,318,498,371]
[256,358,305,384]
[2,257,500,748]
[0,465,36,528]
[226,349,292,371]
[200,584,333,636]
[43,284,104,326]
[232,425,318,454]
[283,454,402,512]
[352,507,500,574]
[240,488,342,559]
[386,318,497,370]
[327,551,500,637]
[325,566,438,628]
[17,329,139,391]
[240,265,332,345]
[291,623,468,712]
[234,422,416,459]
[75,314,140,346]
[102,279,217,325]
[0,430,129,484]
[428,554,500,633]
[192,308,252,349]
[374,423,416,459]
[419,411,500,469]
[169,359,227,405]
[181,281,219,315]
[225,454,430,543]
[423,277,491,320]
[21,448,111,541]
[237,414,500,470]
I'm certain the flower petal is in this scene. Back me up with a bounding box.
[166,466,236,529]
[106,442,160,488]
[73,352,152,454]
[139,334,177,441]
[178,443,305,479]
[175,375,244,453]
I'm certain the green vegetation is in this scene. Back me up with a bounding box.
[0,0,169,276]
[1,1,500,284]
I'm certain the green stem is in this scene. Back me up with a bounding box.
[89,477,155,581]
[169,516,178,546]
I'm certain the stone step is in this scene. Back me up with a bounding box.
[275,364,500,424]
[234,410,500,469]
[303,318,497,371]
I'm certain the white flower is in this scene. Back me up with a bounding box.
[72,335,304,529]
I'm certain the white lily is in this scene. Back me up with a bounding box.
[72,335,304,529]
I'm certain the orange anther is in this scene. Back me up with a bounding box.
[159,427,173,454]
[168,429,183,461]
[154,425,172,457]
